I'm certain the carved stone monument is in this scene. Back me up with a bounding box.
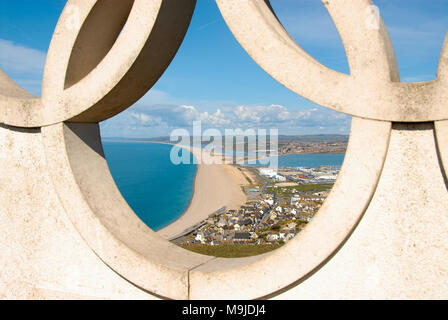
[0,0,447,299]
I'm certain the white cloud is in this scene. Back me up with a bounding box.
[130,112,164,126]
[0,39,46,75]
[198,108,231,126]
[0,39,46,95]
[230,105,295,125]
[101,103,351,138]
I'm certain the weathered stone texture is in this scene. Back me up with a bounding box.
[1,0,447,299]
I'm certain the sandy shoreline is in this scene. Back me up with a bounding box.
[103,139,340,240]
[103,139,250,239]
[154,144,249,240]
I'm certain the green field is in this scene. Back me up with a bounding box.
[181,243,283,258]
[266,184,333,198]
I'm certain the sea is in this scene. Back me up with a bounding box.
[102,141,345,231]
[103,142,197,231]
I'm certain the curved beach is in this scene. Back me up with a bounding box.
[157,146,248,240]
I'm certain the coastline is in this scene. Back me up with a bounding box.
[103,139,249,240]
[150,143,249,240]
[102,138,343,239]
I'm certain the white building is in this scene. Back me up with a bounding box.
[259,168,287,181]
[216,218,227,228]
[195,232,205,243]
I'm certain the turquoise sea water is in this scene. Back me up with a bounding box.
[103,142,345,230]
[103,142,197,231]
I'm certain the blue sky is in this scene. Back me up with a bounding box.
[1,0,447,137]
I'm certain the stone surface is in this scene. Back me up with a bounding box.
[275,124,448,299]
[0,0,447,299]
[188,118,391,299]
[0,124,154,300]
[215,0,448,122]
[0,0,197,127]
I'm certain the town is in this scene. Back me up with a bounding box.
[278,140,347,155]
[175,165,340,252]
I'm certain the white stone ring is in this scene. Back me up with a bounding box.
[217,0,448,122]
[0,0,196,127]
[0,0,447,299]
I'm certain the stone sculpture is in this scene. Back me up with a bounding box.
[0,0,447,299]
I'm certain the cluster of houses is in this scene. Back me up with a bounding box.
[184,190,328,246]
[180,165,340,247]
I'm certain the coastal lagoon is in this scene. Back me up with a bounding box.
[245,153,345,169]
[103,141,345,231]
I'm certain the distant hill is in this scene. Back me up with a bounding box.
[102,136,170,143]
[103,134,349,143]
[277,134,348,142]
